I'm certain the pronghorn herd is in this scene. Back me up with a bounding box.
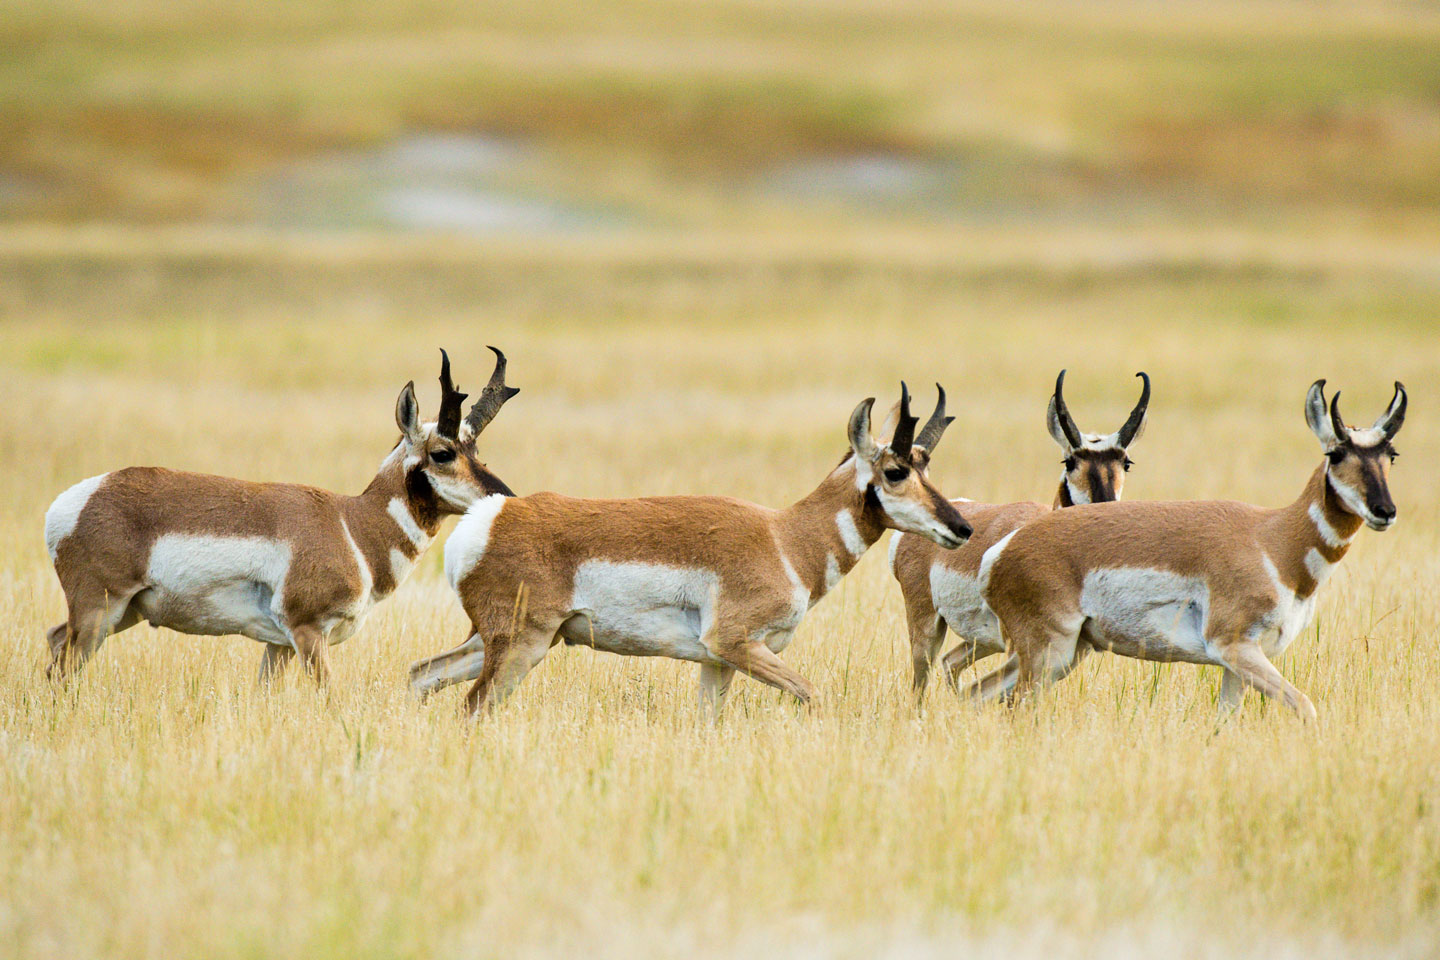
[43,349,1407,722]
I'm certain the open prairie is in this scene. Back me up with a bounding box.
[3,1,1440,957]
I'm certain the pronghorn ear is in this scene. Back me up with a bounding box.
[1304,379,1337,448]
[876,399,903,445]
[848,398,880,462]
[395,381,425,445]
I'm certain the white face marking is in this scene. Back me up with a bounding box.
[443,494,507,589]
[1328,470,1393,531]
[1064,478,1092,505]
[427,470,482,512]
[387,497,429,551]
[1079,568,1216,664]
[44,473,109,561]
[134,534,294,646]
[875,488,960,548]
[929,564,1001,649]
[835,509,868,557]
[1307,502,1352,549]
[561,561,720,662]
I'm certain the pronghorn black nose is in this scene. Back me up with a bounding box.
[1371,501,1396,523]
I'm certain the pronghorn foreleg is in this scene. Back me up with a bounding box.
[941,636,1006,689]
[462,624,556,716]
[290,625,330,687]
[408,633,486,700]
[697,663,737,718]
[256,643,295,688]
[711,634,816,705]
[905,604,947,697]
[1218,643,1317,722]
[47,585,140,680]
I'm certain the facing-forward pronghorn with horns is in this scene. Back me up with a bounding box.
[964,380,1405,720]
[43,349,520,685]
[890,370,1149,695]
[409,384,972,714]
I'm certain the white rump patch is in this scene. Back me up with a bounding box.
[561,561,720,662]
[1079,568,1215,664]
[44,473,109,561]
[444,494,507,589]
[388,497,429,550]
[132,534,294,646]
[835,509,867,557]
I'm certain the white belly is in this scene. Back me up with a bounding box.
[1079,568,1218,665]
[133,535,294,645]
[560,561,720,662]
[930,565,1001,647]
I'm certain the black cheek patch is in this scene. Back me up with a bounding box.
[405,469,441,530]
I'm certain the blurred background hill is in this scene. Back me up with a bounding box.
[6,0,1440,238]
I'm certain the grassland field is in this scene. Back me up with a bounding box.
[4,0,1440,957]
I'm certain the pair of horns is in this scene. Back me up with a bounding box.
[1311,379,1407,445]
[890,381,955,459]
[436,347,521,440]
[1051,369,1150,448]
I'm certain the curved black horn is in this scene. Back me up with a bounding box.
[435,348,469,439]
[1050,369,1083,448]
[464,346,520,438]
[889,382,918,458]
[915,383,955,453]
[1116,371,1151,447]
[1329,391,1351,444]
[1377,381,1407,440]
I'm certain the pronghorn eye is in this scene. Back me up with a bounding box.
[883,466,910,484]
[1063,457,1077,472]
[1123,458,1134,472]
[1388,448,1399,463]
[1326,449,1346,465]
[430,448,457,464]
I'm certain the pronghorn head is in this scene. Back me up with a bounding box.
[1305,379,1406,531]
[851,383,972,549]
[1046,369,1150,506]
[394,348,518,513]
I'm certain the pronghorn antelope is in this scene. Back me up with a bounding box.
[43,349,519,685]
[966,380,1406,720]
[409,385,972,714]
[890,370,1149,693]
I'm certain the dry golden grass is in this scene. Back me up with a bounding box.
[1,229,1438,957]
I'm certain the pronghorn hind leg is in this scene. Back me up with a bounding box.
[941,637,997,690]
[256,643,295,688]
[962,654,1020,704]
[1219,643,1316,722]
